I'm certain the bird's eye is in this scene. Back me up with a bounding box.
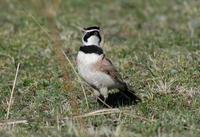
[94,31,98,35]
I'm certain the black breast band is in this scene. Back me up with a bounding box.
[80,45,103,55]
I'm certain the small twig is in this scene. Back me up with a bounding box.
[28,14,51,40]
[96,96,112,108]
[74,108,155,123]
[0,120,28,126]
[73,108,120,118]
[6,63,20,119]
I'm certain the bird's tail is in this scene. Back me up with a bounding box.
[120,87,141,103]
[102,83,141,107]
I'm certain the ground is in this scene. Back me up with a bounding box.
[0,0,200,136]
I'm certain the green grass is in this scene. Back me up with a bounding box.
[0,0,200,136]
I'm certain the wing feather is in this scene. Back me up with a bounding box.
[96,55,123,83]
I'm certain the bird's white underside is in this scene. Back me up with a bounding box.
[77,51,116,98]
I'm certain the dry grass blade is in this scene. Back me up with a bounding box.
[0,120,28,126]
[6,63,20,119]
[28,14,51,39]
[96,96,112,108]
[74,108,155,123]
[74,108,120,118]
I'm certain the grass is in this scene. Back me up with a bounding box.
[0,0,200,136]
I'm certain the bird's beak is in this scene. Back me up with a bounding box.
[81,29,85,33]
[81,28,87,33]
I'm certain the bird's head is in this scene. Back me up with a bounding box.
[82,26,101,46]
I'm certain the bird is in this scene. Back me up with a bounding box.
[76,26,141,107]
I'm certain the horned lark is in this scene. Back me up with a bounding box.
[77,26,140,104]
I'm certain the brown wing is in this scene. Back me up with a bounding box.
[96,55,123,82]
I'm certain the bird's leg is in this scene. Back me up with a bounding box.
[99,87,108,100]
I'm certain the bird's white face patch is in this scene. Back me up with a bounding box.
[82,35,100,46]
